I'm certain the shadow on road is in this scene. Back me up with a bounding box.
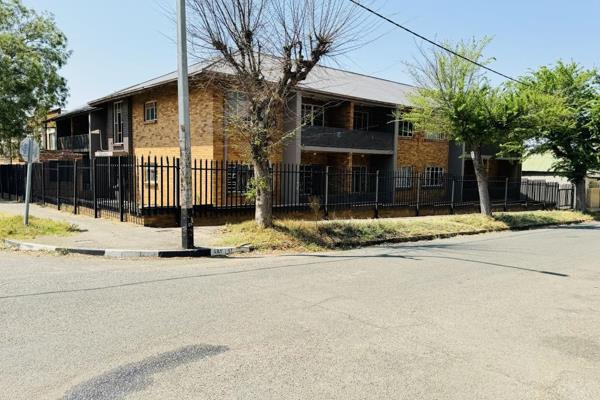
[62,344,228,400]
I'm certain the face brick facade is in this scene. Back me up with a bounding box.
[397,133,449,174]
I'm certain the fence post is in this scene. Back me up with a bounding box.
[56,162,61,210]
[416,173,421,216]
[450,178,455,214]
[524,180,529,210]
[504,178,509,211]
[41,162,45,205]
[92,158,98,218]
[374,170,379,218]
[570,184,575,210]
[73,160,78,214]
[324,166,329,218]
[118,156,124,222]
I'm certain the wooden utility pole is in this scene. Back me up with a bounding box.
[177,0,194,248]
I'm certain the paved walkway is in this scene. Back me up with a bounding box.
[0,200,221,250]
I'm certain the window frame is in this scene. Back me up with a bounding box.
[353,110,370,131]
[144,101,158,123]
[352,165,368,193]
[425,132,444,141]
[226,163,251,194]
[225,91,251,122]
[301,103,325,127]
[396,166,414,189]
[423,166,445,188]
[113,101,124,144]
[145,162,158,186]
[398,120,414,138]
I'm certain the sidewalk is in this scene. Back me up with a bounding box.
[0,200,223,252]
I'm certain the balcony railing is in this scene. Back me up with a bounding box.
[57,134,89,152]
[301,126,394,153]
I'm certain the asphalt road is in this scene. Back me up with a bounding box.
[1,223,599,399]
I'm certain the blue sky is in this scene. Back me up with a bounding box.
[25,0,600,109]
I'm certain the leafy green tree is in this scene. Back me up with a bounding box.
[400,38,527,216]
[0,0,70,160]
[513,62,600,211]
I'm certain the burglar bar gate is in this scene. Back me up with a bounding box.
[0,157,575,223]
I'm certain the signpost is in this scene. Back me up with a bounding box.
[19,136,40,225]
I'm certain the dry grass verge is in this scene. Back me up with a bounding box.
[0,212,79,241]
[217,211,592,253]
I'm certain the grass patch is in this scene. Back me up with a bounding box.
[218,210,592,253]
[0,212,79,241]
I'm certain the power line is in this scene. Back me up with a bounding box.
[349,0,525,85]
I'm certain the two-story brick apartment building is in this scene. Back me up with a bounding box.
[49,61,478,173]
[47,60,520,216]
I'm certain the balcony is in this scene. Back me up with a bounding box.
[301,126,394,154]
[58,134,89,153]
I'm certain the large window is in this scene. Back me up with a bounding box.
[396,166,413,189]
[226,164,251,194]
[425,132,444,140]
[113,101,124,144]
[145,163,157,186]
[300,165,323,196]
[353,110,369,130]
[225,91,250,121]
[301,104,325,127]
[352,166,368,193]
[424,166,444,187]
[144,101,157,123]
[399,120,413,137]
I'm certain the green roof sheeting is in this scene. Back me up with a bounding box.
[522,153,557,172]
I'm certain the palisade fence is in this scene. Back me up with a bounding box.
[0,157,575,224]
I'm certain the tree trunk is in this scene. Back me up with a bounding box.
[471,146,492,216]
[254,158,273,228]
[574,178,587,212]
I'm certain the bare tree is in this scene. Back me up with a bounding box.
[186,0,364,228]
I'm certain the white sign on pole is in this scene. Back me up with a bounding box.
[19,136,40,225]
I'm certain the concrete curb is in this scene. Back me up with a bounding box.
[3,239,251,258]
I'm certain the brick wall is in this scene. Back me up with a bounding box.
[131,83,217,160]
[397,133,449,173]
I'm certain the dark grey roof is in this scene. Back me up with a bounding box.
[89,57,417,107]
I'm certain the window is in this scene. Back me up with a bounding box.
[145,163,157,185]
[396,166,413,189]
[299,165,323,196]
[424,166,444,187]
[113,101,124,144]
[399,120,413,137]
[144,101,157,122]
[226,164,251,194]
[352,166,368,193]
[425,132,444,140]
[354,110,369,131]
[225,91,250,122]
[301,104,325,127]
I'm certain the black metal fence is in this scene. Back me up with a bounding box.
[0,157,575,223]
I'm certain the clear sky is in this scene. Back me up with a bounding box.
[24,0,600,110]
